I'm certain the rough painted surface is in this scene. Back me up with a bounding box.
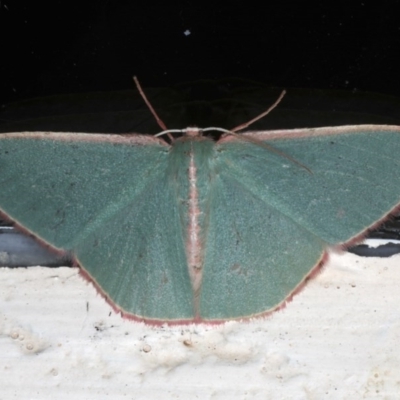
[1,250,400,399]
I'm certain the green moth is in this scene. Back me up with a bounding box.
[0,124,399,324]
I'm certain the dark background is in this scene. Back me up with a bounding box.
[1,1,399,105]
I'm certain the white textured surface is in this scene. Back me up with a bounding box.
[1,251,400,399]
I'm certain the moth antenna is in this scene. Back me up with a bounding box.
[232,132,312,174]
[154,129,185,138]
[206,128,311,173]
[224,89,311,173]
[231,90,286,133]
[133,76,174,141]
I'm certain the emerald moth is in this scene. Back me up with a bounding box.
[0,85,399,324]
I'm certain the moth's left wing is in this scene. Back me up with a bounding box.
[0,133,194,322]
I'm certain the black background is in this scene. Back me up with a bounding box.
[1,1,399,104]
